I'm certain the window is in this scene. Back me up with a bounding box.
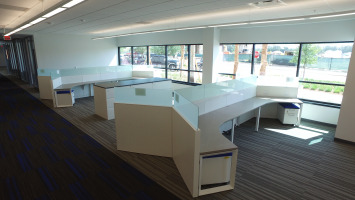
[119,44,203,85]
[119,47,132,65]
[133,46,147,65]
[149,46,166,78]
[297,43,353,104]
[167,45,188,82]
[218,42,352,105]
[253,44,299,77]
[218,44,253,81]
[190,45,203,84]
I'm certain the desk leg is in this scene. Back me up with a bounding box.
[297,103,303,127]
[231,118,236,143]
[255,107,261,132]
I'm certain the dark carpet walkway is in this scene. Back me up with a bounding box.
[214,117,355,200]
[0,74,179,199]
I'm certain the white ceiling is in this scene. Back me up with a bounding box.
[1,0,355,37]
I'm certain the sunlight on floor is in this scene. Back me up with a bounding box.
[308,137,323,145]
[299,125,329,134]
[265,127,323,140]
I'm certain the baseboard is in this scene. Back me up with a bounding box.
[334,138,355,145]
[301,118,337,128]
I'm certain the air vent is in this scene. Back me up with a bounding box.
[249,0,286,8]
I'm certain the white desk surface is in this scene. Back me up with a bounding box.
[54,77,142,90]
[199,97,303,154]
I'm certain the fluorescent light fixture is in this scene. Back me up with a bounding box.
[42,7,67,18]
[62,0,85,8]
[93,35,119,40]
[208,23,248,27]
[150,29,176,33]
[29,18,46,25]
[19,24,32,29]
[176,26,206,31]
[250,18,305,24]
[310,12,355,19]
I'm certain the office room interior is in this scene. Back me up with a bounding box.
[1,0,355,199]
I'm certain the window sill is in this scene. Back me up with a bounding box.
[299,98,341,109]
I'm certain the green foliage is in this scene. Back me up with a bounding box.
[318,85,326,91]
[325,86,333,92]
[133,47,147,54]
[120,47,131,54]
[334,86,344,93]
[290,44,321,68]
[303,83,310,89]
[167,46,183,57]
[149,46,165,55]
[310,84,318,90]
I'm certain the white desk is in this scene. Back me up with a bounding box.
[197,96,302,195]
[94,78,172,120]
[199,97,303,155]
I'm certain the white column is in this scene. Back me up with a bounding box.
[202,28,221,84]
[335,38,355,142]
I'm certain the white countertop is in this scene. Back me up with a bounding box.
[199,97,303,154]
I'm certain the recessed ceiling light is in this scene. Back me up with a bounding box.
[175,26,206,31]
[208,23,248,27]
[62,0,85,8]
[310,12,355,19]
[42,8,67,18]
[250,18,305,24]
[29,18,46,25]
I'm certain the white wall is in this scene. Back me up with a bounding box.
[302,104,339,125]
[335,39,355,142]
[117,29,204,46]
[220,18,355,43]
[34,33,118,69]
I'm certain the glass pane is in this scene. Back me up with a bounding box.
[120,47,132,65]
[217,74,234,82]
[298,43,352,83]
[253,44,299,77]
[168,70,188,82]
[153,68,166,78]
[189,72,202,84]
[298,83,344,104]
[133,47,147,65]
[149,46,166,68]
[174,91,199,130]
[149,46,166,78]
[191,45,203,72]
[220,44,252,76]
[297,42,353,104]
[167,45,187,70]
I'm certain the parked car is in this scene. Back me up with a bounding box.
[150,55,180,69]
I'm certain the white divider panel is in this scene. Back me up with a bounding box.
[257,76,299,98]
[38,76,53,99]
[172,108,200,197]
[116,70,133,79]
[115,103,173,157]
[100,72,120,80]
[132,70,154,78]
[52,77,62,89]
[257,85,298,98]
[82,74,101,82]
[61,75,84,84]
[226,87,257,105]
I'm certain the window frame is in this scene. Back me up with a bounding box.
[219,41,353,106]
[118,44,203,85]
